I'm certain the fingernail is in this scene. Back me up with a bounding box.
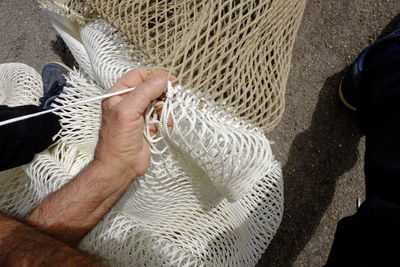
[149,76,167,85]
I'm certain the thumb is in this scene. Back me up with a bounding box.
[118,76,168,115]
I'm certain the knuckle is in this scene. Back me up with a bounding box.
[135,91,150,102]
[135,67,147,73]
[131,89,150,105]
[113,107,131,121]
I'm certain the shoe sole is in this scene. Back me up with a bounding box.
[339,76,357,111]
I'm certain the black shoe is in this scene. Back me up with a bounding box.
[339,24,400,111]
[39,62,71,109]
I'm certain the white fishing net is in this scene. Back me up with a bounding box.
[0,63,43,107]
[39,0,307,132]
[0,15,284,267]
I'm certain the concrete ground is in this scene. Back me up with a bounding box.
[1,0,400,266]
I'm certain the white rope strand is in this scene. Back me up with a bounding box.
[0,87,136,127]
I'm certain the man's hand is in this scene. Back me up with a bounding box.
[24,68,169,247]
[94,68,168,179]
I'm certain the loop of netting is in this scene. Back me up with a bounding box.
[0,17,284,266]
[150,86,279,202]
[0,63,43,107]
[39,0,306,132]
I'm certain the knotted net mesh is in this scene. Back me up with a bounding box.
[40,0,306,132]
[0,16,284,266]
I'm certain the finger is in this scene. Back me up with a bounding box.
[105,68,172,108]
[107,68,150,93]
[149,123,158,136]
[146,69,170,80]
[104,68,151,106]
[118,75,168,114]
[108,68,175,94]
[142,69,176,86]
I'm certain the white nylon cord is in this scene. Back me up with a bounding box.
[0,15,285,265]
[0,86,136,126]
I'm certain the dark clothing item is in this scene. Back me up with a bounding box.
[326,50,400,266]
[360,47,400,204]
[0,105,60,171]
[326,197,400,267]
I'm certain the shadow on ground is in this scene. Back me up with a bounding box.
[51,35,76,68]
[258,71,362,267]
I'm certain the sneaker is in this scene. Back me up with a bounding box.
[339,24,400,111]
[39,62,72,109]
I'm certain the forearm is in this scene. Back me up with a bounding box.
[20,69,165,249]
[25,159,135,246]
[0,215,100,267]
